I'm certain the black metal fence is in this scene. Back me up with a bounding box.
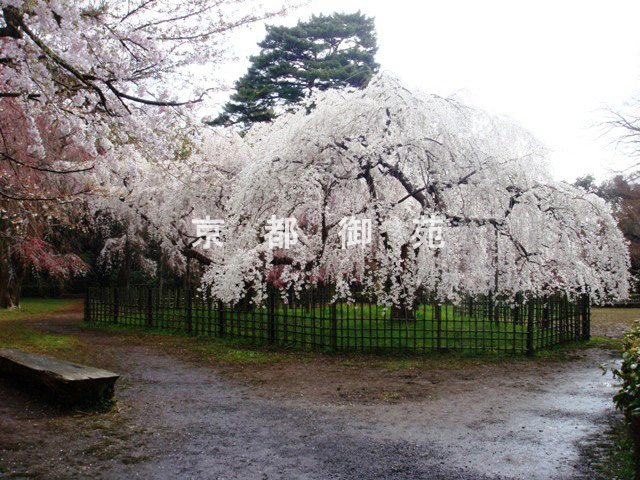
[85,286,590,354]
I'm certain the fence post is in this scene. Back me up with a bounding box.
[330,302,338,351]
[268,287,276,344]
[186,288,193,334]
[526,298,534,355]
[113,287,119,324]
[581,293,590,341]
[435,302,442,351]
[560,295,567,344]
[513,292,522,324]
[488,291,494,326]
[310,289,316,350]
[217,300,225,337]
[147,288,153,327]
[491,292,500,324]
[207,296,213,336]
[84,287,91,322]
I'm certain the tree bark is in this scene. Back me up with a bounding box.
[157,253,164,291]
[391,304,415,321]
[0,239,24,309]
[0,267,15,309]
[117,239,131,288]
[391,243,415,320]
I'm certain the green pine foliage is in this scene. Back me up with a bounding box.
[210,11,379,130]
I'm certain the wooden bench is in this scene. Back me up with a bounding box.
[0,348,119,403]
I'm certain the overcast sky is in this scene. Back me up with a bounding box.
[215,0,640,183]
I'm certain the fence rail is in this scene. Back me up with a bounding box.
[85,286,590,354]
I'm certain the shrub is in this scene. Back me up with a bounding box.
[612,319,640,479]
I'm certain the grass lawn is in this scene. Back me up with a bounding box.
[0,297,530,369]
[88,300,585,353]
[0,298,82,354]
[591,307,640,337]
[4,298,635,364]
[85,319,548,370]
[0,298,80,321]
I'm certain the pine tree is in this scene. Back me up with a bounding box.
[210,12,379,130]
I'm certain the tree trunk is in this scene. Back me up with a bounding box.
[391,304,415,321]
[12,266,24,307]
[0,251,25,309]
[184,257,191,290]
[391,243,415,320]
[0,269,15,309]
[117,239,131,288]
[158,253,164,291]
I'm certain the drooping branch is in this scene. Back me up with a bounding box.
[9,8,215,112]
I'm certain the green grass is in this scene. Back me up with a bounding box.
[84,318,595,375]
[589,336,624,351]
[339,350,524,370]
[0,298,80,321]
[82,321,300,365]
[0,298,81,353]
[85,320,506,369]
[583,417,635,480]
[87,300,586,355]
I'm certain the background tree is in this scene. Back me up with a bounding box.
[603,93,640,291]
[210,11,379,130]
[0,97,89,308]
[606,96,640,180]
[576,174,640,293]
[0,0,290,307]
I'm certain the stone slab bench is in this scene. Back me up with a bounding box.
[0,348,119,403]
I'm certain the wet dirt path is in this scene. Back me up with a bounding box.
[235,347,619,480]
[312,348,618,479]
[0,310,624,479]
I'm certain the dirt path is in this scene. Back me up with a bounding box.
[0,308,627,479]
[234,347,619,480]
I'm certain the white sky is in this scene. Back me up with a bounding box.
[213,0,640,183]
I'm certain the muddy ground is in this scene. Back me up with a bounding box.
[0,306,638,479]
